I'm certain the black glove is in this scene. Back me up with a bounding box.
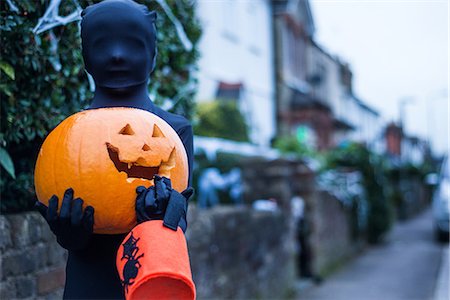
[35,188,94,251]
[136,175,194,233]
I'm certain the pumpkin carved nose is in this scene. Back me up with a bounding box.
[142,144,151,151]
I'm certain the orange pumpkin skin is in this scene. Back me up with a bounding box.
[34,108,189,234]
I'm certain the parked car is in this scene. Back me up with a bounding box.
[432,156,449,242]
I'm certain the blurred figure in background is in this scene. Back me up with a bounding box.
[197,167,225,208]
[227,168,243,205]
[292,195,314,278]
[198,167,243,208]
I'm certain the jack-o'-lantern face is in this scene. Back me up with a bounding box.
[106,123,176,182]
[34,108,188,234]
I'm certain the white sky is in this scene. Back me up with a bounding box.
[310,0,449,155]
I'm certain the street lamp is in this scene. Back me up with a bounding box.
[398,96,414,129]
[397,97,414,164]
[426,89,448,155]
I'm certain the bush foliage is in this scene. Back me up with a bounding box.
[193,100,250,142]
[272,135,313,158]
[0,0,201,213]
[325,143,394,244]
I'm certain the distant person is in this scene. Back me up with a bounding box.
[198,167,226,208]
[226,167,243,204]
[291,195,314,278]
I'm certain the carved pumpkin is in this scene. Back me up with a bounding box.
[34,108,188,234]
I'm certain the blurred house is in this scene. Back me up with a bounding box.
[195,0,275,147]
[273,0,381,151]
[305,40,351,150]
[272,0,321,146]
[345,96,382,149]
[384,122,429,165]
[195,0,383,153]
[402,135,429,166]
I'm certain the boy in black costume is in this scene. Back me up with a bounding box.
[35,0,194,298]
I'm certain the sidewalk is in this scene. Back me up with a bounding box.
[434,247,449,300]
[298,209,444,300]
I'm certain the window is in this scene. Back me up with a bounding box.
[222,0,239,42]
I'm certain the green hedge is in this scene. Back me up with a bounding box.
[324,143,394,244]
[193,100,250,142]
[0,0,201,213]
[272,135,314,158]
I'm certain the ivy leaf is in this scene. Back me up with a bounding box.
[0,83,13,97]
[0,147,16,179]
[0,62,15,80]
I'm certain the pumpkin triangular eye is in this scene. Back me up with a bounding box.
[152,124,165,137]
[119,124,135,135]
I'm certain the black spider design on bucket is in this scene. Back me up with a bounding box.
[120,232,144,294]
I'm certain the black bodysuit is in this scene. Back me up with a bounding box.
[63,103,193,299]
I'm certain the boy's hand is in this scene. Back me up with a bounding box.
[35,188,94,251]
[135,175,194,233]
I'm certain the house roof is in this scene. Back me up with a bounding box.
[292,0,315,36]
[353,96,380,116]
[333,118,355,131]
[273,0,315,37]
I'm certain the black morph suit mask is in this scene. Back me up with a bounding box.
[81,0,157,90]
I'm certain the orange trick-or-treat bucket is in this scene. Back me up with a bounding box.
[116,220,196,300]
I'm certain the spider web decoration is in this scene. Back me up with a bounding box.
[154,0,193,52]
[47,31,62,71]
[33,0,192,51]
[32,0,82,35]
[6,0,19,13]
[31,0,82,72]
[31,0,193,84]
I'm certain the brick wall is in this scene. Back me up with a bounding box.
[242,158,362,279]
[187,206,296,299]
[397,176,431,220]
[1,206,296,299]
[0,213,67,299]
[307,190,356,277]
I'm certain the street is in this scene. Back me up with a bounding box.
[299,209,448,300]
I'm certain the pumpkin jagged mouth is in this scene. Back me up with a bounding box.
[106,143,176,181]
